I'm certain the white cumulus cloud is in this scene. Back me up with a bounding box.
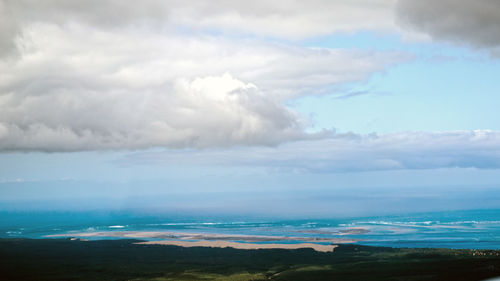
[0,12,405,151]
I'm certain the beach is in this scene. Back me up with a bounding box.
[136,240,337,252]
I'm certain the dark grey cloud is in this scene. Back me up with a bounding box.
[396,0,500,51]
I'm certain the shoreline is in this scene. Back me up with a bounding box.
[136,240,337,252]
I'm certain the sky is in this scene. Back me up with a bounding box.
[1,0,500,217]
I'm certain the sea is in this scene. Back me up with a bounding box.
[1,209,500,250]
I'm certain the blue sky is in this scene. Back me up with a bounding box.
[296,32,500,134]
[1,0,500,216]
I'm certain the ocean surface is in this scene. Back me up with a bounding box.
[1,209,500,249]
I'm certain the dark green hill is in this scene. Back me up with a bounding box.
[1,238,500,281]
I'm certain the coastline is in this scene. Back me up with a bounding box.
[135,240,337,252]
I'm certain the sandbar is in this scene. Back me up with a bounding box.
[46,230,355,252]
[47,230,356,244]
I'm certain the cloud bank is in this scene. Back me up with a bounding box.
[123,130,500,172]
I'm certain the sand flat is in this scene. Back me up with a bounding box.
[135,240,337,252]
[46,230,354,252]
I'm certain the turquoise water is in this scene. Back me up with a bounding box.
[1,209,500,249]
